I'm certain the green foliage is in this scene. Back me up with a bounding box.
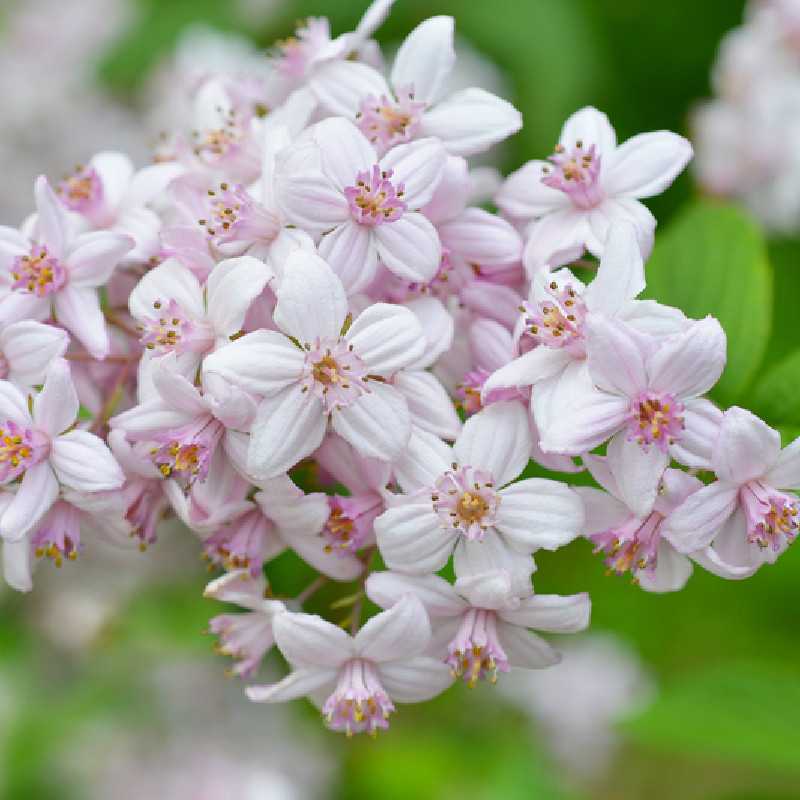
[749,350,800,427]
[642,200,772,406]
[625,661,800,773]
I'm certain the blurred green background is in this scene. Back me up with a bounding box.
[3,1,800,798]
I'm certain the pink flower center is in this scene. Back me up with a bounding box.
[323,659,395,737]
[541,140,604,209]
[344,165,407,226]
[204,509,274,576]
[55,165,103,216]
[356,87,425,153]
[138,298,212,356]
[301,338,369,413]
[740,481,799,551]
[322,494,383,556]
[150,416,224,485]
[627,391,685,451]
[192,111,248,165]
[273,18,332,79]
[446,608,510,687]
[209,612,273,678]
[591,512,663,580]
[521,278,587,354]
[198,182,280,247]
[11,245,67,297]
[0,420,49,483]
[432,465,500,541]
[125,478,168,548]
[32,500,80,567]
[458,369,525,416]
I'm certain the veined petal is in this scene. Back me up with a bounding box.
[482,347,570,398]
[638,542,693,592]
[50,431,125,491]
[582,222,644,315]
[559,106,617,154]
[274,166,349,232]
[606,432,668,519]
[497,622,560,669]
[318,221,378,294]
[603,131,693,199]
[34,176,68,259]
[499,592,591,632]
[670,397,722,470]
[404,296,453,370]
[392,426,452,494]
[273,610,355,669]
[661,480,738,553]
[394,371,461,441]
[206,256,273,337]
[313,117,376,192]
[378,657,454,702]
[420,88,522,156]
[3,537,32,592]
[765,435,800,491]
[203,330,304,398]
[713,407,780,485]
[288,531,364,581]
[53,287,109,360]
[495,160,569,219]
[128,258,204,322]
[575,485,630,532]
[495,478,584,551]
[374,500,456,574]
[380,138,446,209]
[246,668,338,703]
[453,401,531,487]
[310,59,390,117]
[66,231,133,288]
[355,594,431,662]
[273,250,348,343]
[0,462,58,541]
[33,358,78,437]
[366,571,466,617]
[346,303,426,375]
[247,386,326,480]
[390,15,455,106]
[1,321,69,387]
[585,314,647,398]
[438,207,522,268]
[374,213,442,283]
[453,529,533,597]
[331,382,410,462]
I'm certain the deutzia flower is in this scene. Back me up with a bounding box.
[664,407,800,576]
[496,106,693,269]
[0,176,134,359]
[0,358,124,542]
[246,594,452,736]
[203,250,426,478]
[0,320,68,387]
[367,570,590,686]
[375,401,584,594]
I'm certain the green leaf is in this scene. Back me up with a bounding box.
[642,200,772,407]
[625,661,800,773]
[749,349,800,426]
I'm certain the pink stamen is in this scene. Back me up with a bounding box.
[592,512,663,579]
[198,182,280,247]
[521,277,587,354]
[322,494,383,556]
[204,509,274,576]
[344,165,407,226]
[740,481,799,551]
[323,659,395,736]
[32,501,81,567]
[301,338,369,413]
[541,141,604,209]
[356,86,425,153]
[11,245,67,297]
[432,465,500,541]
[138,298,213,356]
[55,165,103,216]
[446,608,510,687]
[627,391,685,452]
[0,419,49,483]
[150,416,224,486]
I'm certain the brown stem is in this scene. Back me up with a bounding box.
[296,575,328,605]
[90,358,134,434]
[104,310,140,339]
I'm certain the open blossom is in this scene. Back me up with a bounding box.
[0,358,124,542]
[0,176,134,359]
[203,250,427,478]
[664,407,800,576]
[375,401,584,594]
[317,15,522,157]
[246,594,452,736]
[275,117,446,292]
[536,314,726,516]
[205,569,286,678]
[367,570,590,686]
[577,449,704,592]
[0,320,68,386]
[496,106,692,270]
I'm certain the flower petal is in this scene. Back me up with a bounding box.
[670,397,722,470]
[380,138,446,209]
[273,250,348,343]
[482,347,570,398]
[313,117,376,192]
[246,668,338,703]
[392,426,452,493]
[713,407,781,484]
[638,542,693,592]
[66,231,133,288]
[1,321,69,387]
[394,371,461,441]
[50,430,125,491]
[499,592,591,632]
[390,15,455,105]
[128,257,205,322]
[355,593,431,661]
[454,401,531,486]
[374,213,442,283]
[559,106,617,154]
[420,88,522,157]
[331,382,410,462]
[247,386,326,480]
[764,435,800,490]
[374,500,456,574]
[497,622,560,669]
[582,222,644,315]
[318,220,378,294]
[53,287,109,360]
[33,358,78,437]
[3,537,32,592]
[309,59,390,117]
[495,478,585,551]
[585,314,647,398]
[206,255,273,337]
[34,176,68,258]
[661,480,739,553]
[0,462,58,541]
[378,657,453,702]
[495,160,569,219]
[366,571,465,617]
[346,303,426,375]
[606,432,668,519]
[273,610,355,669]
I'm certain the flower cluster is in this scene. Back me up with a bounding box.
[2,0,796,737]
[693,0,800,231]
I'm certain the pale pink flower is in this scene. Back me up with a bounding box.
[375,402,584,594]
[536,314,726,516]
[664,407,800,576]
[315,16,521,157]
[0,358,124,542]
[203,250,426,478]
[246,594,452,736]
[367,570,590,686]
[128,255,272,388]
[201,473,364,582]
[0,320,68,386]
[204,569,286,678]
[495,107,692,270]
[0,176,133,359]
[577,451,703,592]
[275,117,446,292]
